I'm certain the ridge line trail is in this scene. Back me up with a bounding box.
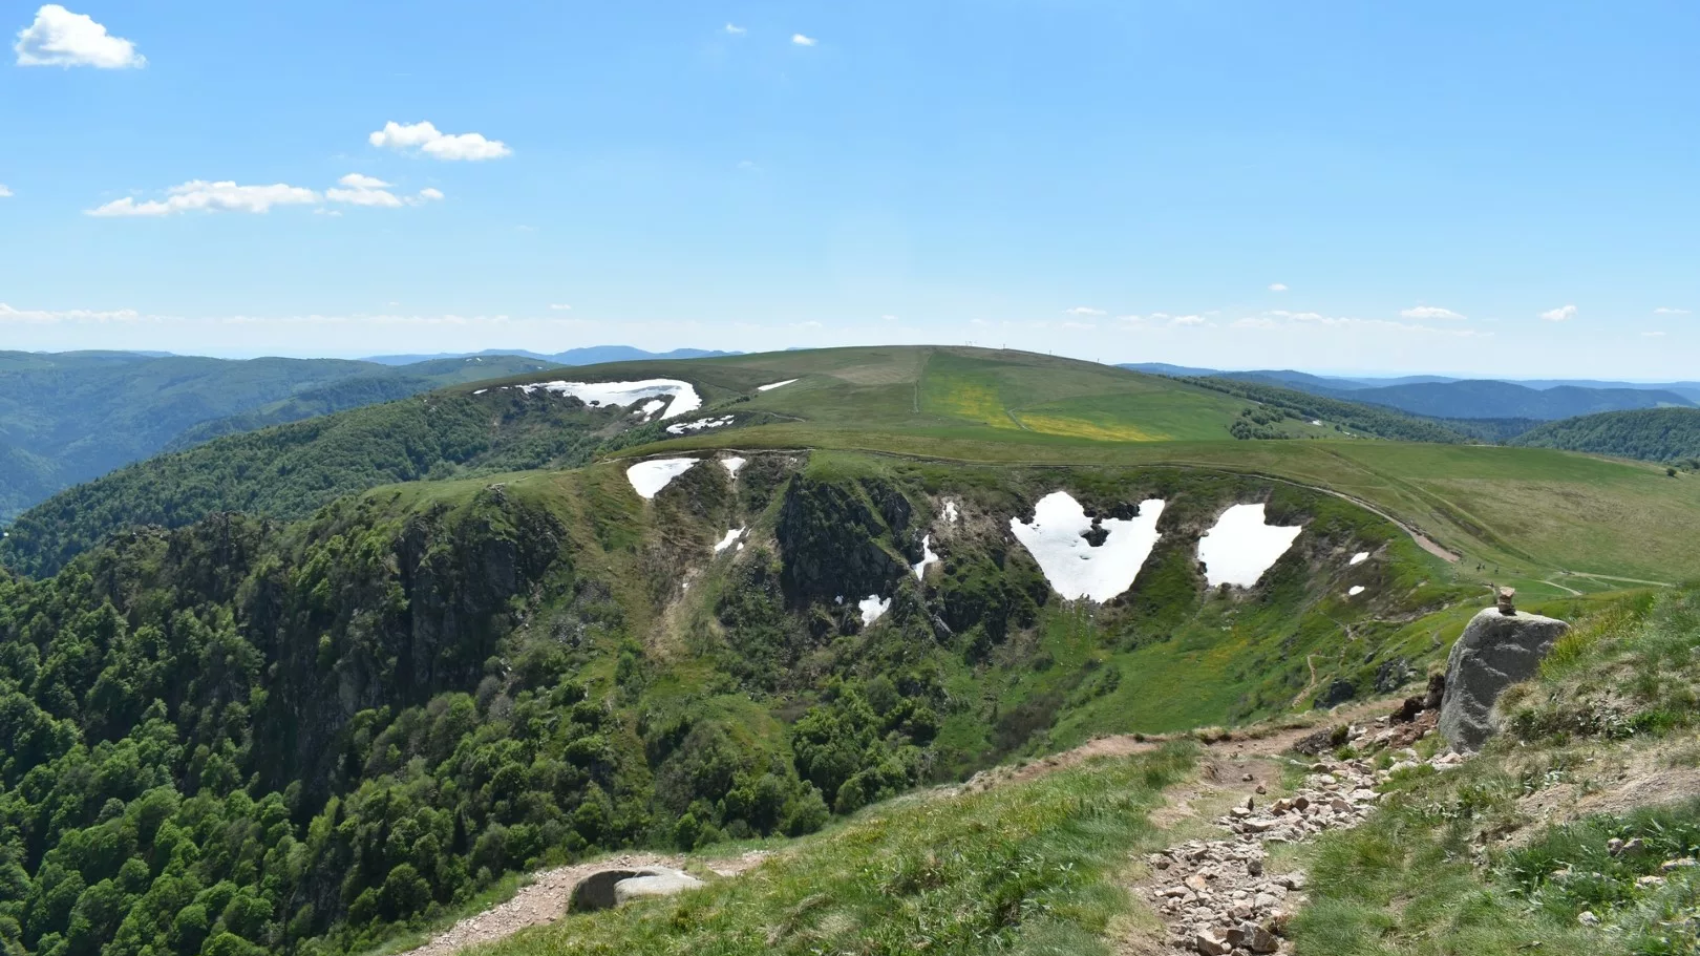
[392,700,1394,956]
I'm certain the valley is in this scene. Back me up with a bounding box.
[0,346,1695,956]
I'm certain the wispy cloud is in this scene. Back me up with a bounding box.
[1643,331,1667,337]
[15,4,144,69]
[88,176,442,216]
[88,181,321,217]
[1168,314,1209,327]
[1654,307,1690,315]
[1539,304,1578,322]
[0,302,143,323]
[1267,282,1287,292]
[1230,309,1487,338]
[882,314,898,321]
[549,303,573,311]
[1399,306,1467,321]
[1065,306,1106,317]
[0,185,11,198]
[369,121,512,161]
[1061,321,1096,330]
[792,33,817,46]
[724,23,747,35]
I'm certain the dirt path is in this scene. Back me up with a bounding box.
[392,851,768,956]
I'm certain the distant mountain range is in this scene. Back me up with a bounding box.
[361,346,740,366]
[1122,364,1700,419]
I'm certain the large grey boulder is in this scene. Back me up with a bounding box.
[1439,606,1569,751]
[568,866,705,912]
[612,867,704,905]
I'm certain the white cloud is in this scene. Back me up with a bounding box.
[1061,321,1096,330]
[1539,304,1578,322]
[1654,307,1690,315]
[369,121,512,161]
[1168,314,1208,327]
[1065,306,1106,316]
[0,185,11,198]
[89,176,442,216]
[1267,282,1287,292]
[882,314,898,321]
[549,303,573,311]
[725,23,746,35]
[792,33,817,46]
[1399,306,1467,321]
[88,180,321,217]
[0,302,141,323]
[15,4,144,68]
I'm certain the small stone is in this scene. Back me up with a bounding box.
[1185,874,1211,892]
[1636,874,1665,888]
[1578,911,1601,927]
[1662,857,1697,872]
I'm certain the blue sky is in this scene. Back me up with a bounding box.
[2,1,1698,376]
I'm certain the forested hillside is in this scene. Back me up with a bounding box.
[0,449,1464,956]
[1178,377,1470,443]
[1511,407,1700,465]
[0,385,681,578]
[0,352,555,524]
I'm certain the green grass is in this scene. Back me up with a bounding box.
[479,744,1195,956]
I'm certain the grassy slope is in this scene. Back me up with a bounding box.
[479,745,1197,956]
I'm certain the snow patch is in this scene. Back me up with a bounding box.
[1009,492,1166,602]
[758,378,798,392]
[721,456,746,478]
[858,595,890,626]
[634,398,666,421]
[1197,504,1303,588]
[626,458,698,499]
[1349,551,1370,566]
[913,534,939,580]
[472,388,488,395]
[942,500,959,524]
[665,415,735,435]
[508,379,702,419]
[1348,585,1366,597]
[714,527,747,554]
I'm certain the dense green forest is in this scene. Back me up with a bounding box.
[0,386,690,578]
[1510,407,1700,465]
[0,447,1453,956]
[0,352,555,525]
[1180,377,1471,444]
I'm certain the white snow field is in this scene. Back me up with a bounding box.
[1009,492,1166,602]
[858,594,891,626]
[625,458,698,499]
[1197,504,1304,588]
[757,379,798,392]
[1349,585,1367,597]
[714,527,747,554]
[942,500,960,523]
[720,456,746,478]
[510,379,702,419]
[665,415,735,435]
[634,398,666,421]
[1349,551,1370,566]
[912,534,939,580]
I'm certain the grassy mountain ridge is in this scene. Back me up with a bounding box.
[0,444,1470,956]
[0,352,557,524]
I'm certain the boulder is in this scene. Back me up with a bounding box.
[613,867,705,905]
[567,869,643,912]
[1438,607,1569,751]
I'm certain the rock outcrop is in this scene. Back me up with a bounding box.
[567,866,705,912]
[1439,606,1570,752]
